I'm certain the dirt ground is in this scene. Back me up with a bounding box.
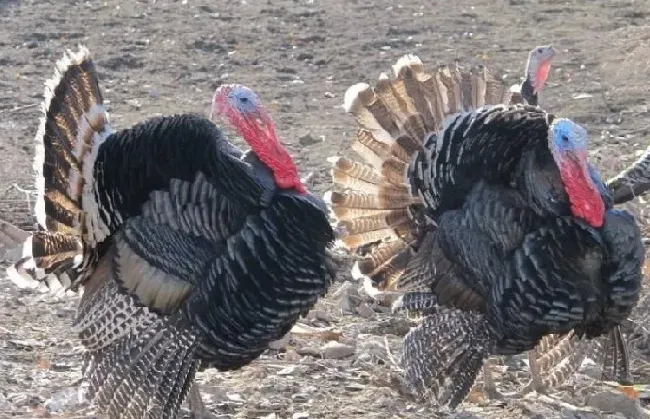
[2,0,650,418]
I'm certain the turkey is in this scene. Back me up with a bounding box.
[326,45,586,397]
[6,46,337,419]
[509,45,634,393]
[325,52,644,408]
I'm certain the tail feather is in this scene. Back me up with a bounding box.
[6,45,113,293]
[332,156,387,188]
[329,54,517,294]
[337,210,413,248]
[7,230,83,292]
[535,332,576,373]
[326,189,418,211]
[539,337,593,389]
[354,240,413,288]
[536,333,566,355]
[402,309,494,409]
[606,147,650,204]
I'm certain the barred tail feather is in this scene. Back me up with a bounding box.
[402,309,495,409]
[328,54,516,295]
[536,333,566,356]
[352,239,414,290]
[540,339,593,389]
[534,332,576,374]
[35,45,106,232]
[9,45,113,293]
[7,230,83,293]
[524,334,594,392]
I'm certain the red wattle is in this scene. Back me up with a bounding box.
[559,161,605,228]
[535,61,551,92]
[227,106,306,195]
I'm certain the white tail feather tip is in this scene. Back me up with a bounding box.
[6,264,45,291]
[343,82,371,113]
[392,54,423,77]
[323,191,334,205]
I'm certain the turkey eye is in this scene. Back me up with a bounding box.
[240,97,249,103]
[562,135,570,143]
[537,48,544,54]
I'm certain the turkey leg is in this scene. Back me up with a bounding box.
[481,359,504,400]
[527,348,547,393]
[187,384,216,419]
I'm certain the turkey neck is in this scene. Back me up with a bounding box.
[520,79,538,106]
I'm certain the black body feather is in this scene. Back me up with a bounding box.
[9,46,336,419]
[329,55,644,409]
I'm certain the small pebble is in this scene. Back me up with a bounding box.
[292,393,309,403]
[276,366,295,376]
[298,133,322,146]
[344,383,365,392]
[355,303,375,319]
[321,341,355,359]
[586,390,648,419]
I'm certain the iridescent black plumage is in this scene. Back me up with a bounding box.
[8,46,336,419]
[328,53,643,409]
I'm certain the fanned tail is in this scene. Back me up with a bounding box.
[327,54,516,291]
[6,45,113,292]
[402,309,495,409]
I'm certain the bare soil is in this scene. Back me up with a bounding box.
[2,0,650,418]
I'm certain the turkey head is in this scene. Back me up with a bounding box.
[211,84,305,193]
[548,119,605,227]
